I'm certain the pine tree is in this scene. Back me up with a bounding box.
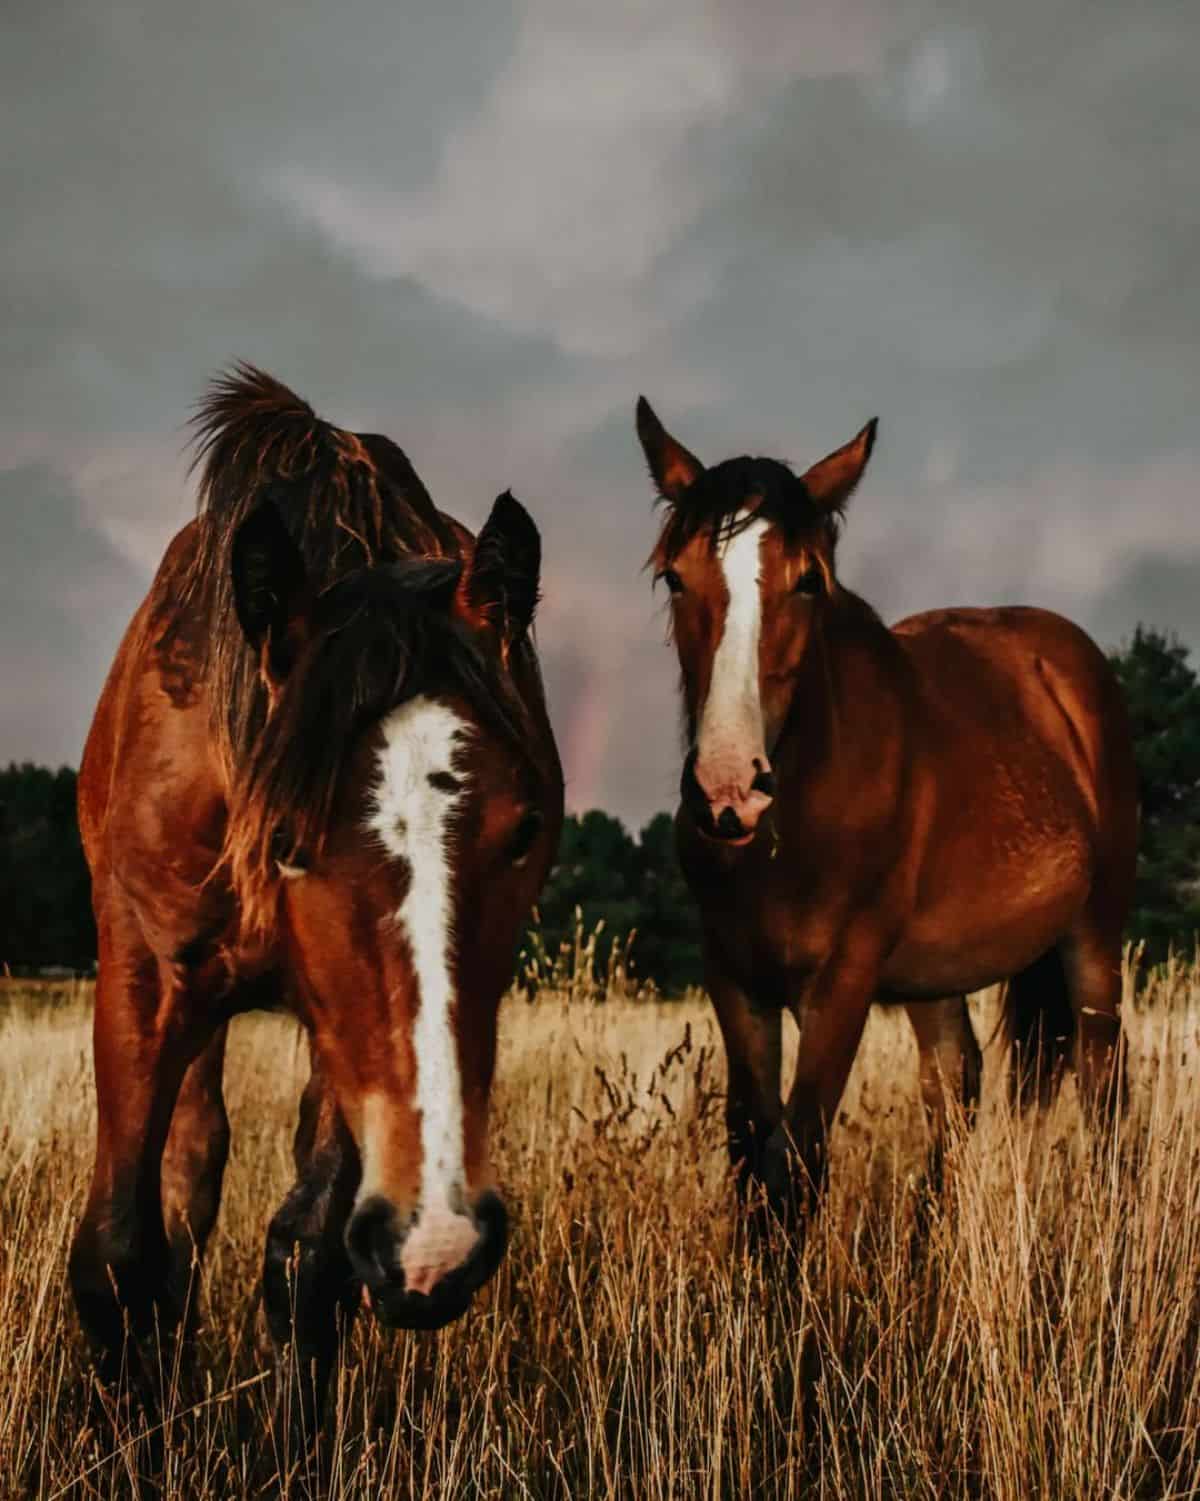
[1109,627,1200,958]
[0,763,95,971]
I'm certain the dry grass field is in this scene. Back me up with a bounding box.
[3,957,1200,1498]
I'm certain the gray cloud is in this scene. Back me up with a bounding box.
[3,0,1199,825]
[0,465,145,767]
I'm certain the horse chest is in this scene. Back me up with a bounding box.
[694,860,847,991]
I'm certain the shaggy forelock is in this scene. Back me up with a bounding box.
[654,455,839,562]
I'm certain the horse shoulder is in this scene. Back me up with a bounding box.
[83,522,232,955]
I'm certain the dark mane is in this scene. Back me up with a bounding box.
[654,456,839,562]
[227,558,536,938]
[176,363,459,777]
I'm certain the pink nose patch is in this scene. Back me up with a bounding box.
[697,762,774,832]
[400,1208,479,1296]
[695,747,772,819]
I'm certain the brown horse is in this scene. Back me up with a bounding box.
[636,397,1137,1222]
[69,367,563,1432]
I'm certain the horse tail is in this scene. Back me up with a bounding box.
[1002,946,1075,1111]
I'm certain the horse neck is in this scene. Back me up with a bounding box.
[774,588,904,786]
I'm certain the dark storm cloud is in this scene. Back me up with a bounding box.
[0,466,145,766]
[3,0,1198,822]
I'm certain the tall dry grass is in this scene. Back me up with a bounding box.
[2,957,1200,1498]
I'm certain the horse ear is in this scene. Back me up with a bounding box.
[456,491,542,655]
[231,498,310,684]
[801,418,879,514]
[636,396,704,505]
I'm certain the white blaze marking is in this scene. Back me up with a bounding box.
[697,514,768,784]
[363,697,472,1260]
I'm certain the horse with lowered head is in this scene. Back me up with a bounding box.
[637,397,1136,1226]
[69,366,563,1433]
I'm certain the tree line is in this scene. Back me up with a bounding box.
[2,626,1198,991]
[0,763,95,971]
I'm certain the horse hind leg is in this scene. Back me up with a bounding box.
[906,996,983,1130]
[904,996,982,1193]
[161,1024,231,1333]
[1004,946,1075,1112]
[1061,912,1128,1131]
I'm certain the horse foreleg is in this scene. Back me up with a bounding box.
[774,948,878,1224]
[903,995,982,1196]
[263,1046,361,1449]
[69,922,212,1384]
[161,1024,231,1333]
[706,956,782,1212]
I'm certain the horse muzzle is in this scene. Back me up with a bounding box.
[681,748,775,844]
[345,1189,508,1330]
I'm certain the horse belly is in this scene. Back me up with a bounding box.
[884,831,1091,997]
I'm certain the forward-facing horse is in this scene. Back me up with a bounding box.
[69,367,563,1432]
[637,398,1136,1222]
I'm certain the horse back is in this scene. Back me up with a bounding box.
[891,604,1133,822]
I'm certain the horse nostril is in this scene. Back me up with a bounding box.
[716,807,744,840]
[680,749,704,805]
[751,767,776,798]
[346,1195,402,1285]
[472,1189,508,1247]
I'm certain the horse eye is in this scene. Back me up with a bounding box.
[509,810,544,866]
[271,825,309,872]
[793,567,823,597]
[658,568,685,596]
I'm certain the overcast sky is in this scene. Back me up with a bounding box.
[4,0,1199,826]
